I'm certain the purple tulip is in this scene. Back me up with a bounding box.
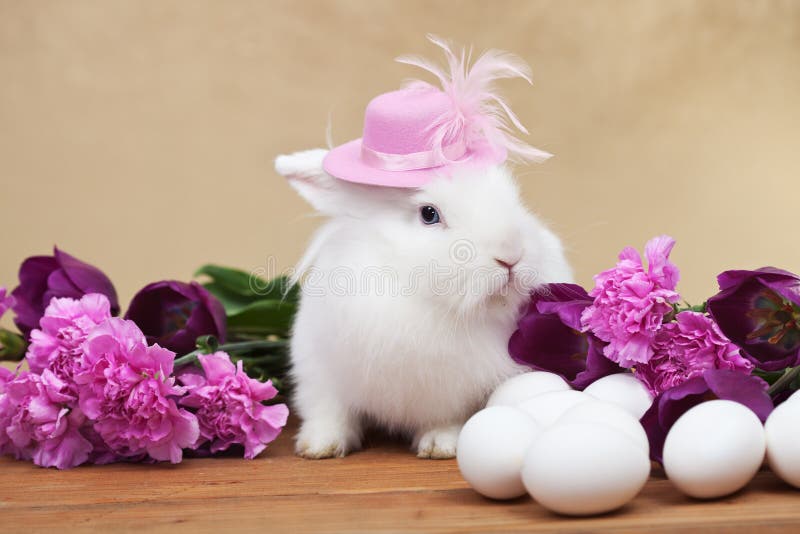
[124,281,226,355]
[509,283,623,390]
[11,248,119,338]
[707,268,800,371]
[640,369,774,463]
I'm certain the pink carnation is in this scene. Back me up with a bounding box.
[634,311,754,396]
[0,367,18,456]
[1,370,93,469]
[75,318,199,463]
[0,286,14,320]
[179,352,288,459]
[26,294,112,384]
[581,235,681,367]
[0,366,12,386]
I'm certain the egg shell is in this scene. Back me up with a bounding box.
[583,373,654,419]
[517,390,593,427]
[558,400,649,453]
[457,406,542,500]
[663,400,765,499]
[521,422,651,516]
[486,372,571,408]
[765,399,800,488]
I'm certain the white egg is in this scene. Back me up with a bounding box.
[663,400,765,499]
[766,399,800,488]
[583,373,654,419]
[521,422,651,516]
[457,406,542,499]
[486,372,571,407]
[517,390,593,427]
[558,400,649,453]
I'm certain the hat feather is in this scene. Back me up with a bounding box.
[396,34,552,163]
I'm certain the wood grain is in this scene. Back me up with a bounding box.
[1,417,799,533]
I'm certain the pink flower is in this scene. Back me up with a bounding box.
[581,235,681,367]
[1,370,93,469]
[0,366,12,386]
[75,318,199,463]
[634,311,754,396]
[0,367,19,457]
[26,294,112,385]
[0,286,14,321]
[179,352,288,459]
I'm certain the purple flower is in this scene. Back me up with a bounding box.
[179,352,288,459]
[0,287,14,321]
[707,268,800,371]
[11,248,119,339]
[124,281,226,355]
[509,284,622,389]
[26,294,112,385]
[1,370,93,469]
[634,312,754,396]
[75,318,199,463]
[640,369,773,463]
[581,235,681,367]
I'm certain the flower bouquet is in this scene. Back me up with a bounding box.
[510,235,798,462]
[0,248,296,469]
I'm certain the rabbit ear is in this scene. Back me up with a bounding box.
[275,149,345,215]
[275,148,410,217]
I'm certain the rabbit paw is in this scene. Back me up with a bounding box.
[415,424,461,459]
[295,420,360,459]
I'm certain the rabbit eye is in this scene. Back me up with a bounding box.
[420,205,441,225]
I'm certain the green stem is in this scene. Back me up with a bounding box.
[768,366,800,396]
[173,339,288,367]
[672,301,708,315]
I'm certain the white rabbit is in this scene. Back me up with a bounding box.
[275,149,573,459]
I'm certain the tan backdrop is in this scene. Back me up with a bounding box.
[1,0,799,327]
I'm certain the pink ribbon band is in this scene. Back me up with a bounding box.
[360,138,467,171]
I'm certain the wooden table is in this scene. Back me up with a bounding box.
[2,417,799,533]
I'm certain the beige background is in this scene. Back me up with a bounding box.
[1,0,799,325]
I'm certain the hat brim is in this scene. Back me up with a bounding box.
[322,138,507,188]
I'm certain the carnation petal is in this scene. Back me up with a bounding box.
[644,235,679,289]
[32,422,92,470]
[259,403,290,430]
[199,352,237,384]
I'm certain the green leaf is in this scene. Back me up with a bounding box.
[249,275,298,302]
[195,264,299,303]
[195,264,261,297]
[227,299,297,336]
[203,282,257,315]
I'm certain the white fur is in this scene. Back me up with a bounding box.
[275,149,573,459]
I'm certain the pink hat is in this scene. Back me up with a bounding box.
[323,35,553,188]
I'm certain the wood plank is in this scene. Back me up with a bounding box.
[1,417,799,533]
